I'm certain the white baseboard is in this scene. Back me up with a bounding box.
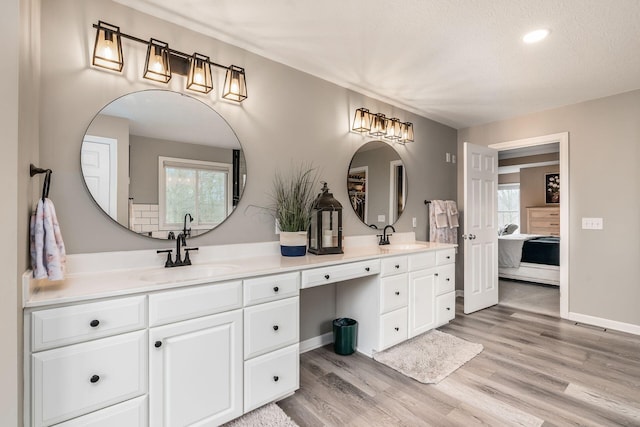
[299,332,333,353]
[568,312,640,336]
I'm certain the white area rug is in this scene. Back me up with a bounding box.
[373,330,483,384]
[223,403,298,427]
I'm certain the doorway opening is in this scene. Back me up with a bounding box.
[489,132,569,318]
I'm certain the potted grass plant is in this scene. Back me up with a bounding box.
[272,164,318,256]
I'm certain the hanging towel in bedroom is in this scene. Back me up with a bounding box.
[446,200,459,228]
[30,198,66,281]
[429,201,458,244]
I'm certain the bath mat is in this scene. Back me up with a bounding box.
[222,403,298,427]
[373,330,483,384]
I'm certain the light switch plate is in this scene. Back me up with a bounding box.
[445,153,451,162]
[412,217,417,228]
[582,217,603,230]
[452,155,457,164]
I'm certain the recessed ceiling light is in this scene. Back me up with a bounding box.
[523,29,550,44]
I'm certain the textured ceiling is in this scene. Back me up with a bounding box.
[115,0,640,129]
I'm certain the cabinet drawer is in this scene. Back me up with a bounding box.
[149,280,242,327]
[301,260,380,289]
[244,272,299,307]
[436,292,456,326]
[244,297,299,359]
[529,208,560,219]
[53,395,147,427]
[380,274,408,314]
[244,344,299,413]
[436,248,455,266]
[380,307,408,350]
[380,256,408,277]
[32,331,147,427]
[408,251,436,271]
[31,296,146,352]
[435,263,455,295]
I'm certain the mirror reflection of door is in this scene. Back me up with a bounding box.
[81,135,117,220]
[348,141,407,228]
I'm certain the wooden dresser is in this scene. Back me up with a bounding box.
[527,207,560,236]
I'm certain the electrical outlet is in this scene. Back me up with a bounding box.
[377,214,385,223]
[275,219,281,234]
[445,153,451,162]
[412,217,417,228]
[582,217,603,230]
[451,154,456,164]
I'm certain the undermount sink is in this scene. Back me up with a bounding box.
[138,264,237,283]
[381,243,426,251]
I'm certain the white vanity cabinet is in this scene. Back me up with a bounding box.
[148,281,244,427]
[243,272,300,413]
[26,296,148,427]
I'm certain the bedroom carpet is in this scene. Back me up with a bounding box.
[222,403,298,427]
[372,330,483,384]
[499,279,559,316]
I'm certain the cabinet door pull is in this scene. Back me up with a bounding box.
[89,319,100,328]
[395,291,400,296]
[90,375,100,383]
[324,274,330,280]
[446,307,451,311]
[273,325,279,331]
[394,264,400,269]
[435,273,439,277]
[394,327,399,331]
[154,340,162,348]
[446,255,451,259]
[365,267,370,272]
[446,278,450,281]
[273,286,279,292]
[273,376,279,382]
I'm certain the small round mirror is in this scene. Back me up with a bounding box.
[81,90,246,239]
[347,141,406,228]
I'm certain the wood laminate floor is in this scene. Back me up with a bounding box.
[278,300,640,426]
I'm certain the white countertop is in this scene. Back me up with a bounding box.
[23,238,456,309]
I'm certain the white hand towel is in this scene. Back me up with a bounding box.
[446,200,459,228]
[433,200,449,228]
[30,198,66,281]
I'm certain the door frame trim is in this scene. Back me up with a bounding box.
[489,132,569,319]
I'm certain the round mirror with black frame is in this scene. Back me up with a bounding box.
[347,140,406,228]
[81,89,246,239]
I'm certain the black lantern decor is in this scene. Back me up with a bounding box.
[308,183,343,255]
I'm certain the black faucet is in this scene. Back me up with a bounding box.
[379,225,396,245]
[183,213,193,238]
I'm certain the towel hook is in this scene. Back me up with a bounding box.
[30,164,53,201]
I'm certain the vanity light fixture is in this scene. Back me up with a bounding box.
[222,65,248,102]
[352,107,414,143]
[143,39,171,83]
[352,108,372,132]
[370,113,387,137]
[92,21,123,71]
[385,118,402,140]
[186,53,213,94]
[91,21,248,102]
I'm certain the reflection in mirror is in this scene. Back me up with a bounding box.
[81,90,246,239]
[348,141,406,228]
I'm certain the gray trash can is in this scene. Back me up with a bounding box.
[333,318,358,355]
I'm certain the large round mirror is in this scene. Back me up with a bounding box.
[347,141,406,228]
[81,90,246,239]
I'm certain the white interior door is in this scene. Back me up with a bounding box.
[81,136,117,220]
[463,142,498,314]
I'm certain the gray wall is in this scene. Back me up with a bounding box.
[36,0,457,344]
[519,164,559,233]
[458,89,640,327]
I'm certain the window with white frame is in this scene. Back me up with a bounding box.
[158,156,232,230]
[497,183,520,231]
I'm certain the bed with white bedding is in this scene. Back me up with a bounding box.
[498,234,560,286]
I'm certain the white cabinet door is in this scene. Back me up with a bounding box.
[149,310,243,427]
[408,268,436,338]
